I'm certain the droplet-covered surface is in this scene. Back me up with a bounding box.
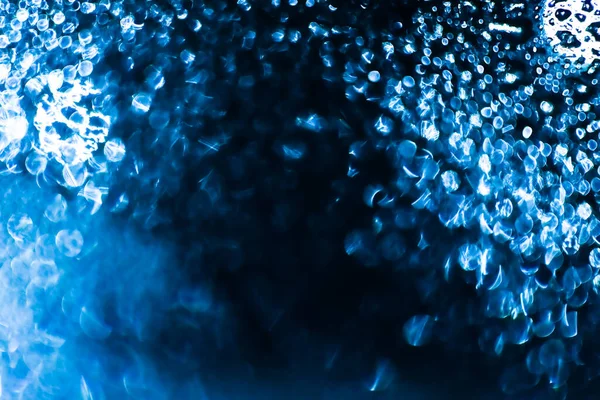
[6,0,600,399]
[542,0,600,69]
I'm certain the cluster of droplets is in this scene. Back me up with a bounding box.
[0,176,88,398]
[0,171,184,399]
[0,0,124,190]
[0,1,193,398]
[28,71,110,170]
[11,0,600,397]
[0,0,306,397]
[327,0,600,395]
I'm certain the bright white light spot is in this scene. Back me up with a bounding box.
[0,92,29,164]
[541,101,554,113]
[488,23,522,34]
[542,0,600,68]
[368,70,381,82]
[3,114,28,141]
[31,74,110,167]
[505,73,518,83]
[508,3,524,11]
[578,202,593,220]
[420,120,439,141]
[477,178,490,196]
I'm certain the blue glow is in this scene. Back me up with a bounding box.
[2,0,600,398]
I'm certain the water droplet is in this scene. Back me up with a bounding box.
[533,311,555,338]
[55,229,84,257]
[63,163,87,188]
[79,307,112,340]
[132,93,152,113]
[397,140,417,160]
[402,76,415,88]
[441,170,460,192]
[7,214,34,243]
[31,260,59,288]
[104,138,126,162]
[559,311,578,338]
[577,203,592,220]
[403,315,434,346]
[368,70,380,82]
[500,364,540,394]
[539,339,566,369]
[25,153,47,175]
[590,248,600,268]
[45,194,68,223]
[78,60,93,77]
[515,214,533,234]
